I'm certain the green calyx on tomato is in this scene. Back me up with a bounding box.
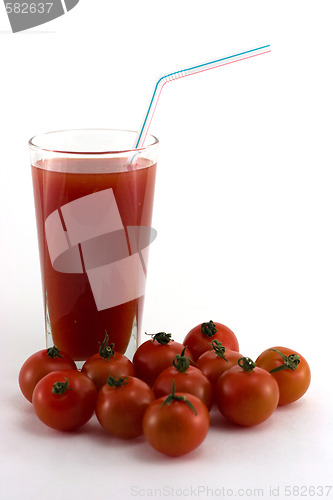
[52,378,72,395]
[106,376,129,388]
[269,349,301,373]
[172,347,192,373]
[201,320,217,337]
[46,346,63,359]
[238,357,256,373]
[161,381,198,415]
[145,331,174,345]
[210,340,228,361]
[99,332,115,361]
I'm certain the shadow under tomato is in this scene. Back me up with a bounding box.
[208,406,278,433]
[128,439,209,463]
[83,415,148,448]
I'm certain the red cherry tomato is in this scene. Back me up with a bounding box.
[152,348,213,410]
[215,357,279,426]
[81,333,135,391]
[196,340,243,388]
[183,320,239,360]
[255,346,311,405]
[96,376,155,439]
[19,346,77,402]
[143,385,210,457]
[32,370,97,431]
[132,332,194,387]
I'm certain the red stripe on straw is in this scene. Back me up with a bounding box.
[140,50,271,146]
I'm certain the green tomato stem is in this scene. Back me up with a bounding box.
[145,332,174,345]
[172,347,191,373]
[201,320,217,337]
[210,340,228,361]
[47,346,63,359]
[106,376,129,388]
[269,349,301,373]
[238,357,256,373]
[99,332,115,361]
[160,380,198,415]
[52,378,71,394]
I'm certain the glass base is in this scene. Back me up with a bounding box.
[44,291,139,365]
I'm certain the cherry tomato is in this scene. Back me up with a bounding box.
[143,384,210,456]
[152,348,213,410]
[19,346,77,402]
[183,320,239,360]
[255,346,311,405]
[132,332,194,387]
[215,357,279,426]
[32,370,97,431]
[81,333,135,391]
[96,376,155,439]
[196,340,243,388]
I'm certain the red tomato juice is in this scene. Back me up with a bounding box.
[31,157,157,361]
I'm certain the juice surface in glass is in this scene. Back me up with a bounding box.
[31,155,157,361]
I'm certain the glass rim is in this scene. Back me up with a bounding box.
[28,128,159,156]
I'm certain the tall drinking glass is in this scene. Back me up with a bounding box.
[29,129,158,361]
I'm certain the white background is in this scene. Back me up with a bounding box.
[1,1,333,499]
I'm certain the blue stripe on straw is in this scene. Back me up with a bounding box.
[164,44,271,79]
[135,84,161,148]
[135,45,270,148]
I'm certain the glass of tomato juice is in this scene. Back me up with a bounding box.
[29,129,158,362]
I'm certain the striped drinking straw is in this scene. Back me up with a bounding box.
[134,44,271,149]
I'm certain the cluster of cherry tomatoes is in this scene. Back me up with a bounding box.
[18,321,311,457]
